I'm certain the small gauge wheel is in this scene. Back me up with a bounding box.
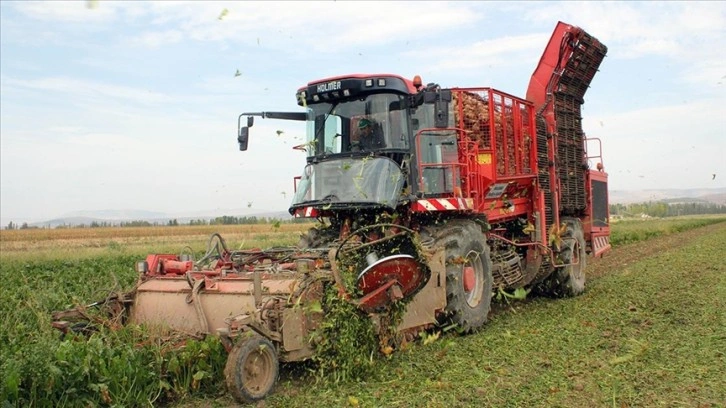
[224,335,279,403]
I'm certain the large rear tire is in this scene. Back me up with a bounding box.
[538,218,587,297]
[435,221,493,333]
[224,335,279,404]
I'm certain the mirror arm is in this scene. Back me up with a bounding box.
[238,112,307,124]
[236,111,307,152]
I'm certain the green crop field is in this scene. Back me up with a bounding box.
[1,216,724,407]
[0,223,314,262]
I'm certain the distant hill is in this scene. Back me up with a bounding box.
[609,188,726,205]
[700,192,726,205]
[660,197,710,204]
[59,209,169,220]
[30,209,292,228]
[33,216,112,228]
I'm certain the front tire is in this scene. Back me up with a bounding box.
[436,221,493,333]
[224,335,279,404]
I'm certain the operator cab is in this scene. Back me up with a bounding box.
[237,74,455,215]
[300,93,409,155]
[290,76,416,213]
[296,75,416,157]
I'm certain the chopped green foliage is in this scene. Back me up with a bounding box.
[1,217,724,406]
[310,284,379,383]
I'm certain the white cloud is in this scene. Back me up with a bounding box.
[3,76,172,105]
[517,2,726,64]
[129,29,184,49]
[111,1,484,52]
[0,114,305,221]
[511,2,726,93]
[517,2,724,53]
[13,0,119,22]
[585,98,726,190]
[404,33,549,74]
[681,59,726,92]
[12,0,152,23]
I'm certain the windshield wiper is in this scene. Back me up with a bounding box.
[296,195,337,206]
[292,200,385,210]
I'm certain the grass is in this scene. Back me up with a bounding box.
[1,216,724,407]
[255,222,726,407]
[609,214,726,245]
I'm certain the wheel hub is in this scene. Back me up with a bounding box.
[244,353,272,391]
[462,251,484,307]
[463,266,476,292]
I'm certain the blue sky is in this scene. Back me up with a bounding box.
[1,1,724,223]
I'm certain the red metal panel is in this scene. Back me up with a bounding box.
[483,196,533,223]
[447,88,538,217]
[410,198,474,213]
[585,169,611,244]
[293,207,319,218]
[526,21,576,115]
[591,233,611,257]
[298,73,418,94]
[146,254,179,276]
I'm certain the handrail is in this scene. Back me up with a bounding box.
[414,127,467,196]
[584,136,605,169]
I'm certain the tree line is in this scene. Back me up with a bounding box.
[5,216,306,230]
[609,202,726,218]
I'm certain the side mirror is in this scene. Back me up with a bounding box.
[422,88,451,127]
[238,127,249,151]
[434,99,449,128]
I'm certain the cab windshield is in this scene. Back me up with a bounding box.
[303,93,409,156]
[291,156,404,209]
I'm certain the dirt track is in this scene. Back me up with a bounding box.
[586,221,726,279]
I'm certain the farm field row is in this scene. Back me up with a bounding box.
[0,223,315,262]
[251,221,726,408]
[2,215,723,262]
[1,216,724,406]
[0,223,313,242]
